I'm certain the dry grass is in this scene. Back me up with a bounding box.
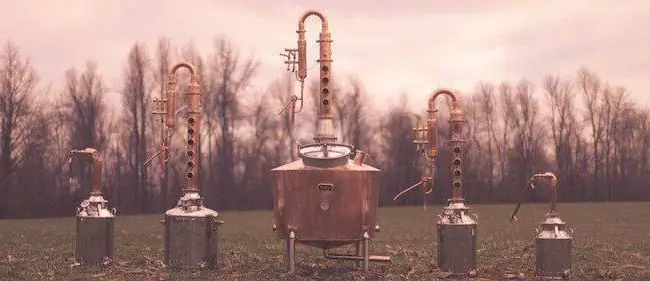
[1,202,649,280]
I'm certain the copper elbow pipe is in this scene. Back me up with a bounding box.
[509,172,559,223]
[298,10,328,31]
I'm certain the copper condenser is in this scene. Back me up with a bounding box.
[69,148,116,266]
[272,10,391,273]
[146,61,224,269]
[510,172,573,279]
[394,89,478,276]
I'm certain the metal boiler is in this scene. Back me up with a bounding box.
[69,148,116,266]
[394,89,478,276]
[510,172,573,279]
[145,61,224,269]
[272,10,390,273]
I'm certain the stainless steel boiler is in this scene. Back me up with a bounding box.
[272,9,391,273]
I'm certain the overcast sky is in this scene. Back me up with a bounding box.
[1,0,649,111]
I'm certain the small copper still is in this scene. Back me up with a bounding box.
[68,148,116,266]
[145,61,223,269]
[510,172,573,279]
[393,89,478,276]
[272,10,391,273]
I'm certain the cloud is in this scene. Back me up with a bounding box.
[0,0,648,111]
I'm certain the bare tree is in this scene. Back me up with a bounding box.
[578,67,605,200]
[0,41,39,218]
[203,37,259,209]
[544,74,577,199]
[120,43,155,212]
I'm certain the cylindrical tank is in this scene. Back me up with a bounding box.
[535,215,572,279]
[163,192,222,269]
[271,144,389,271]
[74,195,115,266]
[436,199,478,276]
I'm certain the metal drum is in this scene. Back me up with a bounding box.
[163,193,222,269]
[436,199,477,276]
[535,215,572,279]
[74,195,116,266]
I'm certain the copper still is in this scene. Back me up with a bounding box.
[272,10,390,273]
[510,172,573,279]
[393,89,478,276]
[68,148,116,266]
[146,61,224,269]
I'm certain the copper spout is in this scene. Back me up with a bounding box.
[68,148,103,196]
[509,172,559,223]
[353,150,367,165]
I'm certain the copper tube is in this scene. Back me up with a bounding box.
[68,148,103,196]
[509,172,559,222]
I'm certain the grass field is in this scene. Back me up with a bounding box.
[1,202,649,281]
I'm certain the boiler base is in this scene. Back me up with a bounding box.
[437,223,477,275]
[75,216,114,266]
[163,207,222,269]
[283,230,390,273]
[536,238,572,279]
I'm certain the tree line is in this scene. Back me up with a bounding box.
[0,37,648,219]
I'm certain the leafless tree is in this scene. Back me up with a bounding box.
[120,43,156,212]
[578,66,605,199]
[203,37,259,209]
[0,41,40,218]
[544,74,577,199]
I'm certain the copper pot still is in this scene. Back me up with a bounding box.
[273,10,390,273]
[68,148,116,267]
[510,172,573,279]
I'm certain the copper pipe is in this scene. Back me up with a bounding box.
[68,148,103,196]
[509,172,559,223]
[281,10,336,144]
[427,89,465,200]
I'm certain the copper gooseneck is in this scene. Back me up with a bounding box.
[510,172,559,223]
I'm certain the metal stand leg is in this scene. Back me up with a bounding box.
[355,241,362,267]
[287,231,296,273]
[363,231,369,271]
